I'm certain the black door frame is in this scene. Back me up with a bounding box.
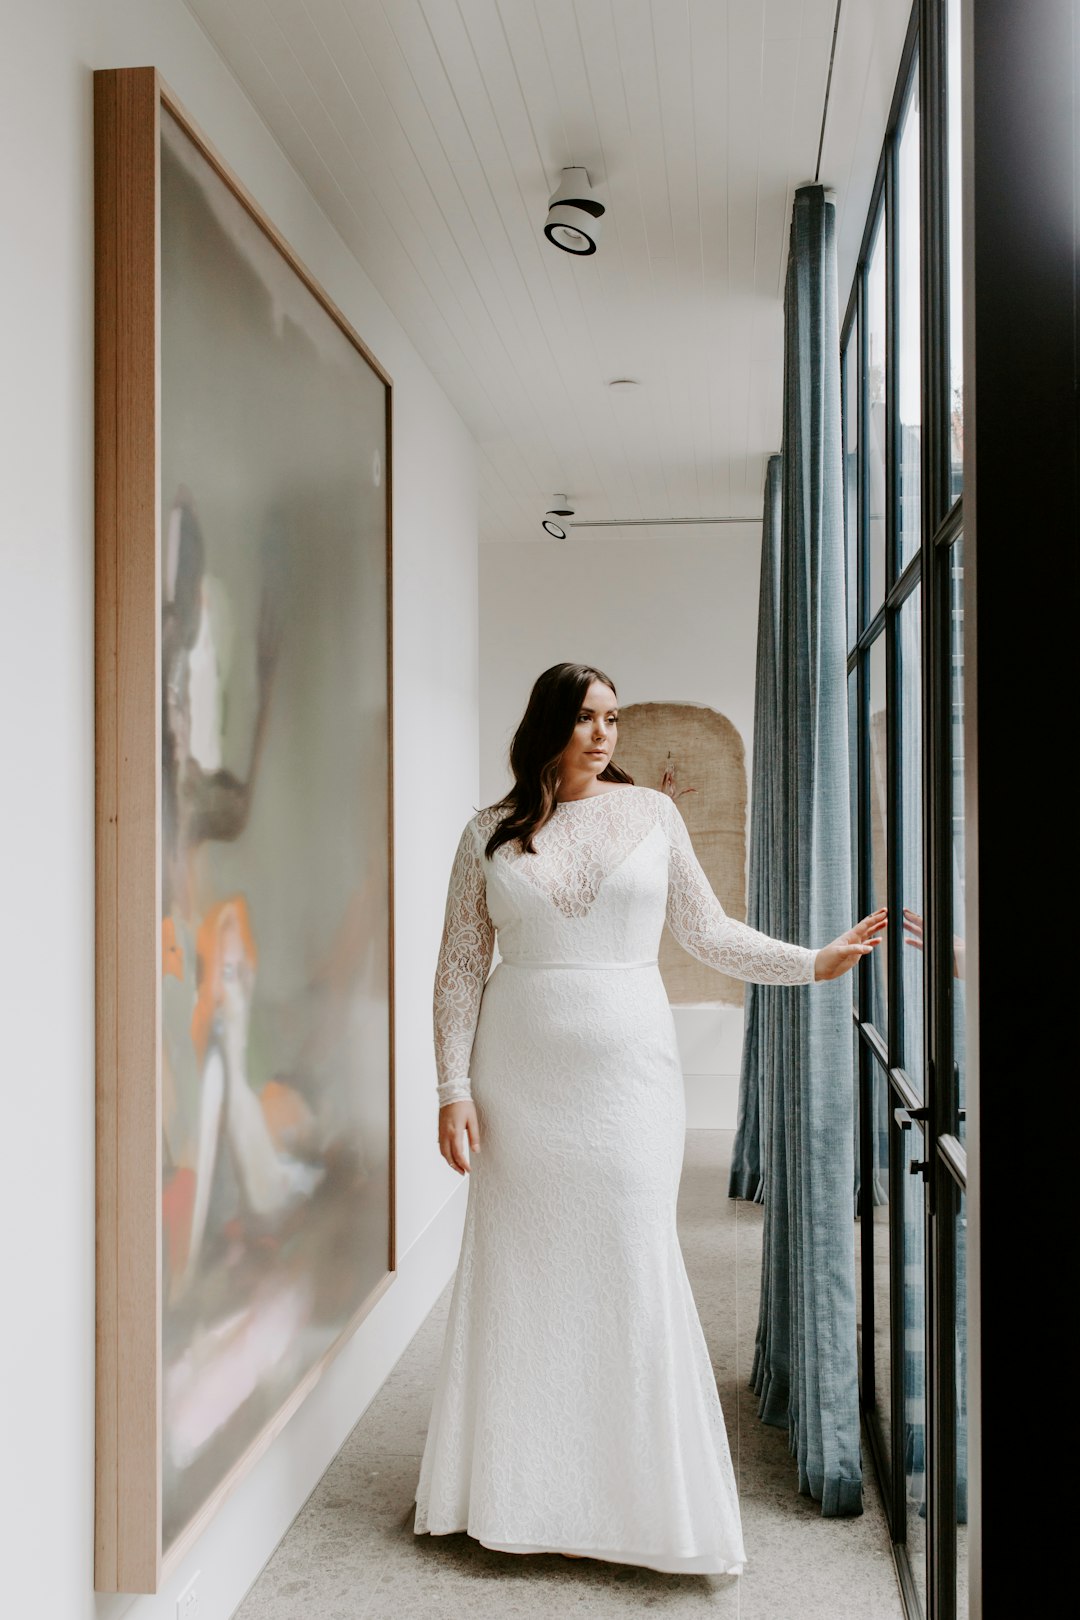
[844,1,1080,1613]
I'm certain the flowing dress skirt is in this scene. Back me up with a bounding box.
[413,955,747,1576]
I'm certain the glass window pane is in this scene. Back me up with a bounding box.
[948,0,964,500]
[867,211,887,615]
[843,332,860,648]
[871,1057,892,1463]
[897,72,921,570]
[955,1184,970,1612]
[848,664,860,1017]
[950,539,967,1136]
[902,1121,928,1600]
[899,586,924,1089]
[854,1021,863,1345]
[868,633,888,1036]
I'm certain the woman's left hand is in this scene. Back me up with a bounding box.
[814,908,888,981]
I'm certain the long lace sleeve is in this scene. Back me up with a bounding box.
[433,817,495,1106]
[661,793,818,985]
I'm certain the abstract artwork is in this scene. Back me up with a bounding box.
[94,70,394,1592]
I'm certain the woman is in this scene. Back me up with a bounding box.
[413,662,886,1575]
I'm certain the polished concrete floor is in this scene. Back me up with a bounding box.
[233,1131,904,1619]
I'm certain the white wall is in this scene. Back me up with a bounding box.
[0,3,476,1617]
[478,527,766,1130]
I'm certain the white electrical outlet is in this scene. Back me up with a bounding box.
[176,1571,202,1620]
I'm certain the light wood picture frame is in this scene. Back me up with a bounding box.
[94,66,396,1594]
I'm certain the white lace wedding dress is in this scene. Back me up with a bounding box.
[413,784,818,1575]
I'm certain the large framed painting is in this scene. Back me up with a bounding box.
[93,68,395,1593]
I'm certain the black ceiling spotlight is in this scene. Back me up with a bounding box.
[542,495,574,538]
[544,168,604,255]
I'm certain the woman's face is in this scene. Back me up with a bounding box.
[560,678,618,780]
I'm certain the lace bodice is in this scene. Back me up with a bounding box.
[432,785,819,1106]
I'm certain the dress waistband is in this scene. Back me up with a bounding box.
[498,958,658,971]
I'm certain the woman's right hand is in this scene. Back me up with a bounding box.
[439,1100,480,1175]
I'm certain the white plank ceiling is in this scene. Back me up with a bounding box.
[184,0,912,544]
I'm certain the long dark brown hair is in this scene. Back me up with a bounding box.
[483,662,635,858]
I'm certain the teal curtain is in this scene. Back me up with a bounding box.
[738,184,863,1517]
[729,454,783,1202]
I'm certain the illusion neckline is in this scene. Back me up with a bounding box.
[555,786,632,806]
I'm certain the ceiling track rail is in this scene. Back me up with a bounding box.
[815,0,845,183]
[566,516,763,529]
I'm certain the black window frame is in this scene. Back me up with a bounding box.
[840,4,967,1615]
